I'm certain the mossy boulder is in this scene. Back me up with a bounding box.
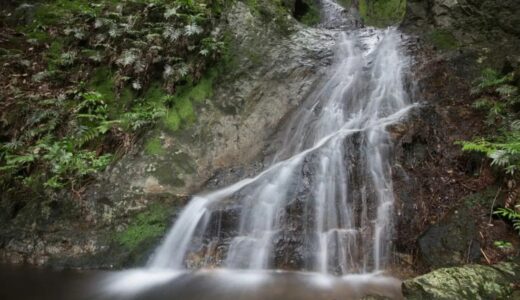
[402,261,520,299]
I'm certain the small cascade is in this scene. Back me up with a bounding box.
[147,1,414,276]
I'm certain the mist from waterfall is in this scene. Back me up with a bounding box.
[147,24,414,275]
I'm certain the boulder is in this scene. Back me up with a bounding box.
[402,261,520,299]
[418,207,481,269]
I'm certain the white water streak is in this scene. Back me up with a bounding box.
[148,26,413,275]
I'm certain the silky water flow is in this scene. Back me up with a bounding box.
[103,1,416,299]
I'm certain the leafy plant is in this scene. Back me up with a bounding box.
[493,240,513,249]
[495,207,520,233]
[471,69,514,95]
[122,102,166,131]
[0,0,245,197]
[459,68,520,175]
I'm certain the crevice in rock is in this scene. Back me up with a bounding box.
[293,0,311,20]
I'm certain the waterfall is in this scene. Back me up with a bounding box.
[147,3,414,276]
[147,27,413,275]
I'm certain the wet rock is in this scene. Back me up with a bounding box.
[402,261,520,299]
[418,207,480,269]
[0,0,335,268]
[204,204,242,240]
[272,230,308,270]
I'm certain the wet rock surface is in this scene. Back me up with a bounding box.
[0,2,334,268]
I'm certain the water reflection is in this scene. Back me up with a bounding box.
[0,266,402,300]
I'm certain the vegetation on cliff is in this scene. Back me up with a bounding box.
[358,0,406,27]
[0,0,233,195]
[0,0,323,197]
[461,69,520,175]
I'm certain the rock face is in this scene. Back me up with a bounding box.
[418,207,481,269]
[402,261,520,299]
[392,0,520,296]
[0,2,334,268]
[403,0,520,61]
[392,0,520,272]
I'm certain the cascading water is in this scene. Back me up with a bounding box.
[147,5,414,276]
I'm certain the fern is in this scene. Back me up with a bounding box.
[460,133,520,175]
[184,23,203,36]
[122,103,166,131]
[473,68,514,94]
[116,49,139,67]
[163,26,182,42]
[496,85,518,97]
[460,68,520,175]
[495,207,520,233]
[164,7,180,19]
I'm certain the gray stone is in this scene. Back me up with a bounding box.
[418,207,481,269]
[402,261,520,300]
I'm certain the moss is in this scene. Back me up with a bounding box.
[358,0,406,27]
[175,97,196,122]
[163,109,181,131]
[403,262,519,299]
[244,0,260,15]
[245,0,292,33]
[161,73,215,131]
[427,29,459,50]
[174,74,215,105]
[119,86,134,106]
[116,203,171,251]
[144,83,167,104]
[145,136,165,156]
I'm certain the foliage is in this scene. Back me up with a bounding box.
[427,29,459,50]
[494,207,520,233]
[358,0,406,27]
[459,68,520,175]
[145,136,165,156]
[493,240,513,249]
[0,92,116,190]
[0,0,233,194]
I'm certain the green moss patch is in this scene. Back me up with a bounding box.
[144,136,165,156]
[359,0,406,27]
[116,204,171,250]
[427,29,459,50]
[161,73,215,131]
[144,83,167,104]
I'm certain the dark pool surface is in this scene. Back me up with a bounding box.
[0,265,403,300]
